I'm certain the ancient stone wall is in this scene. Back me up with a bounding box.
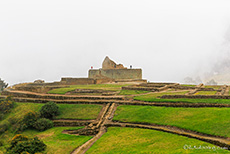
[89,69,142,80]
[15,85,68,93]
[102,56,126,69]
[161,95,230,99]
[61,78,95,85]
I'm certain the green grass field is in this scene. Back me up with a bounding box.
[48,84,130,94]
[134,91,189,99]
[204,86,221,90]
[0,127,92,154]
[0,103,43,127]
[195,91,217,95]
[56,104,102,120]
[118,90,150,95]
[86,127,229,154]
[0,103,102,127]
[134,93,230,104]
[113,105,230,137]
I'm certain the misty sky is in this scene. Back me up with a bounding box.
[1,0,230,85]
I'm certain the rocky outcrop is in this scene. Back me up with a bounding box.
[102,56,126,69]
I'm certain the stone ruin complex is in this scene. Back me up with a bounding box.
[89,56,143,80]
[10,56,146,93]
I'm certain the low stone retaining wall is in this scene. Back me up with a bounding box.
[161,95,230,99]
[115,79,147,83]
[61,78,95,85]
[2,90,124,100]
[140,83,176,86]
[122,86,157,92]
[53,119,94,127]
[15,85,69,93]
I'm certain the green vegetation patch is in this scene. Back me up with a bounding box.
[23,127,92,154]
[118,90,150,95]
[48,84,130,94]
[195,91,217,95]
[86,127,229,154]
[55,104,102,120]
[0,103,43,126]
[0,127,92,154]
[205,86,221,90]
[134,92,230,104]
[0,103,102,126]
[114,105,230,137]
[136,91,189,98]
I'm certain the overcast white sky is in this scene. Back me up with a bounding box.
[1,0,230,85]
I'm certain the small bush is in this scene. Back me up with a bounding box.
[8,117,18,125]
[40,102,60,119]
[0,97,15,114]
[0,140,3,146]
[0,122,9,134]
[33,118,54,131]
[11,124,20,132]
[7,134,46,154]
[0,113,4,120]
[19,111,39,131]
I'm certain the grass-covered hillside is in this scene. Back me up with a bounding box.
[1,83,230,153]
[113,105,230,137]
[86,127,230,154]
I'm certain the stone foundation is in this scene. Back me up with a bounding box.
[88,69,142,80]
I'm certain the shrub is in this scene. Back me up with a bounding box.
[0,97,15,114]
[0,122,9,134]
[19,111,39,131]
[8,117,18,125]
[7,134,46,154]
[40,102,60,119]
[0,140,3,146]
[33,118,54,131]
[0,113,4,121]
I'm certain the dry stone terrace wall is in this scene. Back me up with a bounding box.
[139,83,177,87]
[1,90,124,100]
[122,86,158,92]
[161,95,230,99]
[122,83,178,92]
[61,78,95,85]
[15,85,69,93]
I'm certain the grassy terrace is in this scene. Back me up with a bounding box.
[113,105,230,137]
[204,85,221,90]
[86,127,229,154]
[56,104,102,120]
[23,127,92,154]
[0,127,92,154]
[0,103,102,125]
[118,90,150,95]
[195,91,217,95]
[134,92,230,104]
[0,103,100,153]
[48,84,130,94]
